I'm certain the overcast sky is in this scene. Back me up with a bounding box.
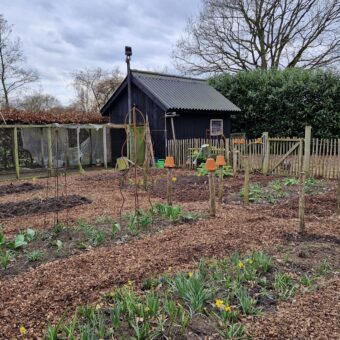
[2,0,200,105]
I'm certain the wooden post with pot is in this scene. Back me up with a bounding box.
[216,155,226,203]
[165,156,175,206]
[206,158,217,217]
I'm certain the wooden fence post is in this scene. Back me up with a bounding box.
[103,126,108,169]
[76,126,83,172]
[299,171,306,234]
[303,126,312,177]
[243,156,250,206]
[337,176,340,216]
[40,127,45,167]
[263,132,269,175]
[209,171,216,217]
[12,127,20,179]
[233,150,238,176]
[225,138,230,165]
[47,127,53,175]
[167,168,173,206]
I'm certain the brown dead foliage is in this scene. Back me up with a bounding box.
[0,108,107,124]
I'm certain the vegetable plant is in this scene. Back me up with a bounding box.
[0,250,12,270]
[26,250,44,262]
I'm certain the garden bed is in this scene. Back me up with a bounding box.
[0,195,91,219]
[0,182,44,197]
[0,169,338,338]
[45,244,338,339]
[0,203,201,278]
[150,174,278,202]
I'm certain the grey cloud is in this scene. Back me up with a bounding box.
[1,0,200,104]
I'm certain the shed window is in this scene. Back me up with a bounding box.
[210,119,223,136]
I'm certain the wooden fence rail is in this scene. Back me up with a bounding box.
[166,136,340,179]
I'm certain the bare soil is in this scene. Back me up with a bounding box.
[0,195,91,219]
[150,174,278,202]
[0,182,44,197]
[0,170,338,338]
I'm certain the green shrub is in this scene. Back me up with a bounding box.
[210,68,340,138]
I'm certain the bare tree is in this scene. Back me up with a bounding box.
[173,0,340,74]
[72,67,123,112]
[0,14,39,107]
[14,90,61,112]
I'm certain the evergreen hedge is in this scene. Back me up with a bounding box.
[210,68,340,138]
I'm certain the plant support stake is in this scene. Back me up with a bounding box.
[299,171,306,234]
[206,158,217,217]
[243,156,250,206]
[337,176,340,216]
[165,156,175,206]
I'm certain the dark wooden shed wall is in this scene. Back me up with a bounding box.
[106,82,232,162]
[166,113,231,140]
[107,84,166,161]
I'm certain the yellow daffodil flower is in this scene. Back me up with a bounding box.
[224,304,231,313]
[214,299,224,309]
[127,280,134,286]
[19,326,27,335]
[172,176,177,182]
[188,272,193,278]
[238,261,244,269]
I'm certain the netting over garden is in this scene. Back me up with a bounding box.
[0,124,112,177]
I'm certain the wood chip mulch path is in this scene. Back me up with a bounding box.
[247,279,340,339]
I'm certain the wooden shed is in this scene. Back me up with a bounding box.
[101,70,240,163]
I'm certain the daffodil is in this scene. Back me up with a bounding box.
[224,304,231,313]
[188,271,193,278]
[172,176,177,182]
[127,279,134,286]
[214,299,225,309]
[19,326,27,335]
[238,261,244,269]
[145,307,150,312]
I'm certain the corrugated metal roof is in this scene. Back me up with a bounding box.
[131,70,241,112]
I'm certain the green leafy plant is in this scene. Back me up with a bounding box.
[196,163,232,177]
[53,240,63,251]
[52,224,65,235]
[127,214,139,236]
[251,251,272,272]
[274,272,297,300]
[26,250,44,262]
[111,223,121,238]
[139,212,152,229]
[0,250,12,269]
[219,322,246,339]
[45,324,59,340]
[173,272,211,313]
[299,274,315,289]
[234,287,259,315]
[0,226,5,248]
[282,178,299,186]
[24,228,37,242]
[7,234,28,250]
[240,184,264,202]
[315,260,331,276]
[78,220,105,246]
